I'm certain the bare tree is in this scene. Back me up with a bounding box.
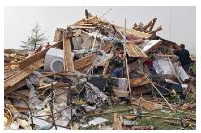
[21,23,47,50]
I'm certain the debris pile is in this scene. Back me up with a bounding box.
[4,10,196,130]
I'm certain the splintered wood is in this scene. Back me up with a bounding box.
[4,59,44,95]
[116,26,152,39]
[113,113,122,130]
[74,42,112,71]
[125,43,147,58]
[130,77,151,87]
[63,36,75,72]
[74,54,97,70]
[54,28,65,42]
[131,97,163,111]
[19,48,49,70]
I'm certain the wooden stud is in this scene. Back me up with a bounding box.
[63,35,75,72]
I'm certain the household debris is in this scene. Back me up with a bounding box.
[4,9,196,130]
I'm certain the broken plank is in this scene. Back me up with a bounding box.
[19,48,49,70]
[54,28,66,42]
[63,36,75,72]
[34,45,42,54]
[125,43,147,58]
[74,54,97,70]
[113,113,122,130]
[116,27,152,39]
[74,42,112,71]
[131,97,162,111]
[142,18,157,31]
[130,77,151,87]
[4,62,20,66]
[148,18,157,32]
[5,79,27,95]
[132,86,152,96]
[125,57,132,97]
[4,59,44,94]
[18,41,61,70]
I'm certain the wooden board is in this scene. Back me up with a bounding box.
[116,27,152,39]
[113,113,122,130]
[131,97,162,111]
[34,45,42,54]
[19,48,49,70]
[4,59,44,94]
[132,86,152,96]
[130,77,151,87]
[18,41,62,70]
[54,28,65,42]
[63,36,75,72]
[74,54,97,70]
[74,42,112,71]
[5,80,27,95]
[125,43,147,58]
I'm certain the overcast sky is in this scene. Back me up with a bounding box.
[4,6,196,54]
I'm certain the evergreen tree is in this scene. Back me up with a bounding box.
[21,23,47,50]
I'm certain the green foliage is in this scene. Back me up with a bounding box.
[190,62,196,76]
[184,92,196,103]
[21,23,47,50]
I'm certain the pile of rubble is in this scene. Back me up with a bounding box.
[4,10,196,130]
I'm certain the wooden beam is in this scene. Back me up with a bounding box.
[4,79,27,95]
[74,54,97,70]
[19,41,62,70]
[125,43,147,58]
[74,42,112,71]
[125,57,132,97]
[34,45,42,54]
[4,59,44,94]
[130,77,151,87]
[85,9,89,19]
[4,62,20,66]
[148,18,157,32]
[19,48,49,70]
[63,35,75,72]
[149,25,162,34]
[54,28,66,42]
[143,18,157,32]
[113,113,122,130]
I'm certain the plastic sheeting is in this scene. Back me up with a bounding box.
[153,58,189,81]
[153,58,174,75]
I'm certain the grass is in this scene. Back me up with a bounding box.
[79,91,196,130]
